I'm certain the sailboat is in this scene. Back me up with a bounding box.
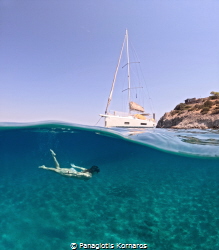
[100,30,157,128]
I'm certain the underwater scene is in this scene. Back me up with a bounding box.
[0,122,219,250]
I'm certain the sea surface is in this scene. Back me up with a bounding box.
[0,121,219,250]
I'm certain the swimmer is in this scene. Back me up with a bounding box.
[39,149,100,180]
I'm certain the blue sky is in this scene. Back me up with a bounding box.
[0,0,219,126]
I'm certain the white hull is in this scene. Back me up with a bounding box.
[100,114,156,128]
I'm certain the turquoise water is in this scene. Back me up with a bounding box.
[0,122,219,250]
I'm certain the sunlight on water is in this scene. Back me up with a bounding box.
[0,122,219,250]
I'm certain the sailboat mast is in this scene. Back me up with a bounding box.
[126,29,131,112]
[105,31,126,114]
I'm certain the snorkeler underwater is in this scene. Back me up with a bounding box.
[39,149,100,180]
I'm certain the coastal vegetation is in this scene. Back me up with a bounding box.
[171,93,219,116]
[210,91,219,97]
[157,92,219,128]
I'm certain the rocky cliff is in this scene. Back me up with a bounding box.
[157,97,219,129]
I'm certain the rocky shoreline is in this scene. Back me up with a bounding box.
[157,96,219,129]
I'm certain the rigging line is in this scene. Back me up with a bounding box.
[133,55,155,113]
[128,41,141,87]
[122,62,140,68]
[127,43,147,111]
[125,38,143,104]
[122,87,143,92]
[139,66,155,113]
[129,41,147,108]
[129,40,155,114]
[95,116,103,126]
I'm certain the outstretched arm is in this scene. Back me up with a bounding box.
[71,164,87,171]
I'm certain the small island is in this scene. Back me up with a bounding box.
[157,91,219,129]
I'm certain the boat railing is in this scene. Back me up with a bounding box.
[109,111,131,117]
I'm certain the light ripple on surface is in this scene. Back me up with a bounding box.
[0,121,219,158]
